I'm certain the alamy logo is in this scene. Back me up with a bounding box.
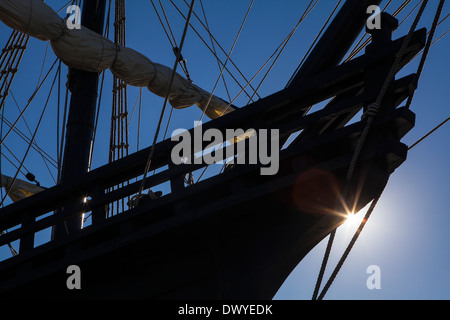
[66,265,81,290]
[66,5,81,30]
[367,5,381,30]
[171,122,280,176]
[366,265,381,290]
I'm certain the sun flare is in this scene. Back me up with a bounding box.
[344,212,361,228]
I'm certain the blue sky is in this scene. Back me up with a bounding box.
[0,0,449,299]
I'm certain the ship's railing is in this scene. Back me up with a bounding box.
[0,28,424,262]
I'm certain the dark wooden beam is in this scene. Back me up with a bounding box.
[288,0,382,88]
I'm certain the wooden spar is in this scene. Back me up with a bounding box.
[288,0,382,88]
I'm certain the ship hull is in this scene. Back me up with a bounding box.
[0,127,398,299]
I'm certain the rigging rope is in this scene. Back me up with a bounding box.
[109,0,130,215]
[197,0,254,122]
[0,63,60,208]
[249,0,322,102]
[0,29,60,190]
[57,77,70,183]
[172,0,261,101]
[0,58,58,147]
[405,0,445,109]
[344,0,414,63]
[136,0,196,205]
[194,0,324,183]
[0,31,29,112]
[313,0,435,300]
[0,110,57,168]
[150,0,192,81]
[409,28,449,64]
[296,0,421,125]
[87,0,114,175]
[180,0,255,183]
[286,0,342,88]
[9,90,57,184]
[409,116,450,151]
[317,184,386,300]
[220,0,320,110]
[110,0,129,165]
[199,0,231,102]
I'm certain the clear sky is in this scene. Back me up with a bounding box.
[0,0,449,299]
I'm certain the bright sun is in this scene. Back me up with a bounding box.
[343,212,361,228]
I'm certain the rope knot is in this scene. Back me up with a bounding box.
[362,102,381,120]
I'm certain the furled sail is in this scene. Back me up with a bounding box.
[0,174,44,202]
[0,0,235,119]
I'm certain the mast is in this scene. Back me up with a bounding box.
[52,0,107,239]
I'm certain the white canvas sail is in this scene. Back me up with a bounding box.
[0,0,235,119]
[0,174,44,202]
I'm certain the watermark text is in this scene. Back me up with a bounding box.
[171,122,280,176]
[367,5,381,30]
[66,5,81,30]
